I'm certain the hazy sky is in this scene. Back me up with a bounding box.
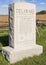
[0,0,46,15]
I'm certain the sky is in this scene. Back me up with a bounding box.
[0,0,46,15]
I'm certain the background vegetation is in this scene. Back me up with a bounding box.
[37,10,46,14]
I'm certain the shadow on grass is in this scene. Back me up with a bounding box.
[0,35,9,46]
[0,50,2,52]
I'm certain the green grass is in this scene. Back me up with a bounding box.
[0,30,9,37]
[0,26,46,65]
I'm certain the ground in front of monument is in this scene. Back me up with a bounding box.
[0,26,46,65]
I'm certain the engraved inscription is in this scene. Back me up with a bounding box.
[16,9,34,42]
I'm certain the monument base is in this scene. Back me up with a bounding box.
[2,44,43,64]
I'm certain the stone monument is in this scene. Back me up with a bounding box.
[2,2,43,63]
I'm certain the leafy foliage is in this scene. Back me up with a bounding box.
[37,10,46,14]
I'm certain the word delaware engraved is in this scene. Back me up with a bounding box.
[16,9,34,14]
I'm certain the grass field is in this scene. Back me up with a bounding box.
[0,26,46,65]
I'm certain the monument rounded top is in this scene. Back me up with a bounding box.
[10,2,35,7]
